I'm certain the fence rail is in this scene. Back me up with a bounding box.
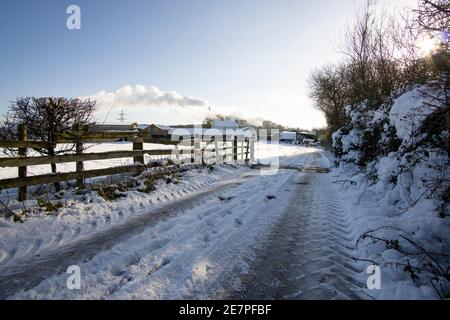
[0,125,254,201]
[0,150,175,167]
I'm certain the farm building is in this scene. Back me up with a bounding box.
[168,126,257,140]
[90,123,134,132]
[297,132,319,146]
[139,124,170,137]
[297,131,317,141]
[262,120,277,128]
[88,122,258,142]
[237,119,248,127]
[280,131,297,143]
[212,120,239,130]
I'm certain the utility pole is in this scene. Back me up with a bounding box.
[117,110,127,123]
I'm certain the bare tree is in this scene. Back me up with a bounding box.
[308,1,403,140]
[308,64,348,135]
[203,114,242,128]
[308,0,450,297]
[338,1,404,108]
[1,97,97,191]
[411,0,449,36]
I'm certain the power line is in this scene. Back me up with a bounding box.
[0,80,39,97]
[117,110,127,122]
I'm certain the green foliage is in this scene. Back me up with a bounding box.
[37,198,64,214]
[93,184,130,201]
[386,239,401,250]
[140,170,182,194]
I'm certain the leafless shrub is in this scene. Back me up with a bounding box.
[356,226,450,299]
[0,97,97,191]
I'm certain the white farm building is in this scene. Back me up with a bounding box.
[211,120,239,130]
[280,131,297,143]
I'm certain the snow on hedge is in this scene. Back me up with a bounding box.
[389,86,438,141]
[333,85,449,299]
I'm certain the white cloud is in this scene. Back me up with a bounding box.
[83,84,324,129]
[84,84,262,126]
[87,84,209,109]
[83,84,212,125]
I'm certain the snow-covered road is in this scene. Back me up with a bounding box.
[1,146,365,300]
[222,172,364,299]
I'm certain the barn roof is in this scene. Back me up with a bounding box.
[212,120,238,128]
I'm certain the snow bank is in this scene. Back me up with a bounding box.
[331,85,450,299]
[389,86,437,141]
[334,166,449,300]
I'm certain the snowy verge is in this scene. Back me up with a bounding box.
[331,165,449,299]
[0,164,245,268]
[329,85,449,299]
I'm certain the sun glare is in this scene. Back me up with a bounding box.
[418,38,437,56]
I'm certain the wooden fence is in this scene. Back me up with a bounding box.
[0,125,255,201]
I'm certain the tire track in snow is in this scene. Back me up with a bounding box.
[0,166,242,269]
[6,170,298,299]
[221,171,365,300]
[4,149,365,300]
[0,174,256,299]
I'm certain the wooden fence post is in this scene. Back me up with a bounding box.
[190,136,195,164]
[76,142,84,188]
[250,140,255,163]
[133,137,144,165]
[0,130,189,192]
[17,124,27,201]
[194,137,202,165]
[233,135,238,163]
[222,135,227,164]
[245,138,250,164]
[175,144,180,164]
[176,136,183,164]
[214,137,219,164]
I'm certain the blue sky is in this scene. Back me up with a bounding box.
[0,0,416,128]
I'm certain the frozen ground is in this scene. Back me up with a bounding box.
[0,142,443,299]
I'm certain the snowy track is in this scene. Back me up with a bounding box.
[0,174,253,299]
[221,173,365,300]
[0,165,242,268]
[1,147,365,300]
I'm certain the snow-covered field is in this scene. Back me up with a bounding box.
[0,142,175,180]
[0,141,318,180]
